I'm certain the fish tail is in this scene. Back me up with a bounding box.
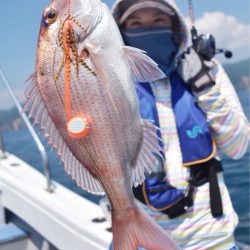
[111,206,178,250]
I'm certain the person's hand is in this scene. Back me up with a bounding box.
[177,47,215,93]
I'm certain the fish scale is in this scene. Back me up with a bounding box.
[54,57,127,178]
[38,46,94,169]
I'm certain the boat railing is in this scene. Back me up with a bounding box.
[0,68,53,193]
[0,129,6,159]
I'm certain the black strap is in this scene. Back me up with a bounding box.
[184,180,195,207]
[133,158,224,218]
[133,184,146,204]
[190,158,223,217]
[208,161,223,217]
[190,158,223,186]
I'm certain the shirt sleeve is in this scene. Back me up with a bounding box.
[195,60,249,159]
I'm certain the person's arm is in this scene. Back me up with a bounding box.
[195,61,249,159]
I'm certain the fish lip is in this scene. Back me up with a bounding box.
[63,15,88,43]
[72,23,89,48]
[56,15,86,51]
[53,16,90,78]
[63,13,88,34]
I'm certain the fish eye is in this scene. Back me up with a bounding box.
[44,7,58,25]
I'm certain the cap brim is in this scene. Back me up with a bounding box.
[119,1,175,24]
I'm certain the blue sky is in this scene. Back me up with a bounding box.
[0,0,249,109]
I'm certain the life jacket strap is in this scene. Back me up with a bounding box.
[133,158,224,218]
[208,160,223,217]
[190,158,223,217]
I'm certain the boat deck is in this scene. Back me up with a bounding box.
[0,151,112,250]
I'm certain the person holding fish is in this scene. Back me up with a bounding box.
[110,0,250,249]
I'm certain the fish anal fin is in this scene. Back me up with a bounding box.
[123,46,166,83]
[66,154,105,195]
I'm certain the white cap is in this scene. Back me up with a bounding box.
[119,1,175,24]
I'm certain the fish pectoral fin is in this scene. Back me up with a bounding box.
[131,120,164,187]
[123,46,166,83]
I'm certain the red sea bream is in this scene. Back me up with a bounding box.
[24,0,178,249]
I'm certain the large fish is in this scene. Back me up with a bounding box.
[24,0,178,249]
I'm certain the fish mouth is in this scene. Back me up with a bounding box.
[54,17,96,81]
[58,15,86,54]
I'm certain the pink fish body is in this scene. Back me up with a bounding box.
[24,0,178,249]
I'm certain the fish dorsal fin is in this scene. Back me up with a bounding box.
[23,76,105,195]
[131,119,164,187]
[123,46,166,83]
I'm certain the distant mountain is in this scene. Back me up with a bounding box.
[223,58,250,91]
[0,58,249,130]
[0,107,25,130]
[0,107,19,126]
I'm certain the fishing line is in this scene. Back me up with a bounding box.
[188,0,195,26]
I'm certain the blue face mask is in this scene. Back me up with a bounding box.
[122,26,179,76]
